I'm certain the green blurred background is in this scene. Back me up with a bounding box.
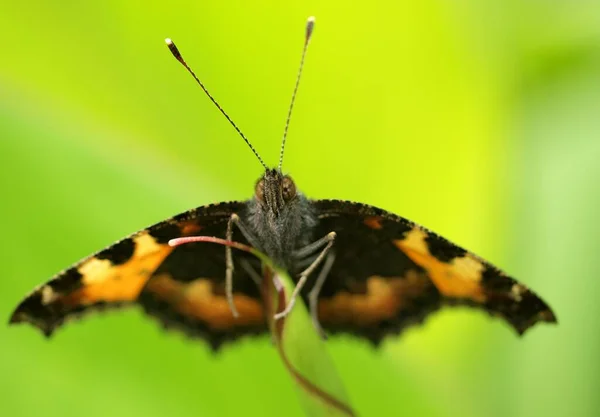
[1,1,598,416]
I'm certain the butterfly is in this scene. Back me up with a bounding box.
[9,17,556,350]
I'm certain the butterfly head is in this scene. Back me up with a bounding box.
[254,169,297,217]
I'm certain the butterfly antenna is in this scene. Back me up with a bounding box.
[277,16,315,172]
[165,38,268,169]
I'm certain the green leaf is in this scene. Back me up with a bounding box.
[261,267,355,416]
[185,237,355,416]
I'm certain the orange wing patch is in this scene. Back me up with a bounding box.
[318,272,434,327]
[179,220,203,236]
[144,274,265,331]
[63,232,172,307]
[394,227,486,302]
[10,230,177,336]
[363,216,383,230]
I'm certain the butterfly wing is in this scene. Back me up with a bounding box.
[309,200,557,345]
[10,201,267,349]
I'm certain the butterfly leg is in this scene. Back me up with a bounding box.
[308,252,335,339]
[239,258,262,287]
[225,213,261,318]
[293,231,337,259]
[274,232,336,321]
[225,214,239,317]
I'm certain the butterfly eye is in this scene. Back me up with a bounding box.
[282,176,297,201]
[255,179,265,203]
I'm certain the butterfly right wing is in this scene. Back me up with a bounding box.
[309,200,556,345]
[10,201,267,350]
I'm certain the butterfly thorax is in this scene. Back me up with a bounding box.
[244,169,317,270]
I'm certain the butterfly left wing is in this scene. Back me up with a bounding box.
[308,200,557,345]
[10,201,267,349]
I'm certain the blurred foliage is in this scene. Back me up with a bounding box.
[1,1,599,416]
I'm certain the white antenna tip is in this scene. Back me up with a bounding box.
[306,16,315,41]
[165,38,173,45]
